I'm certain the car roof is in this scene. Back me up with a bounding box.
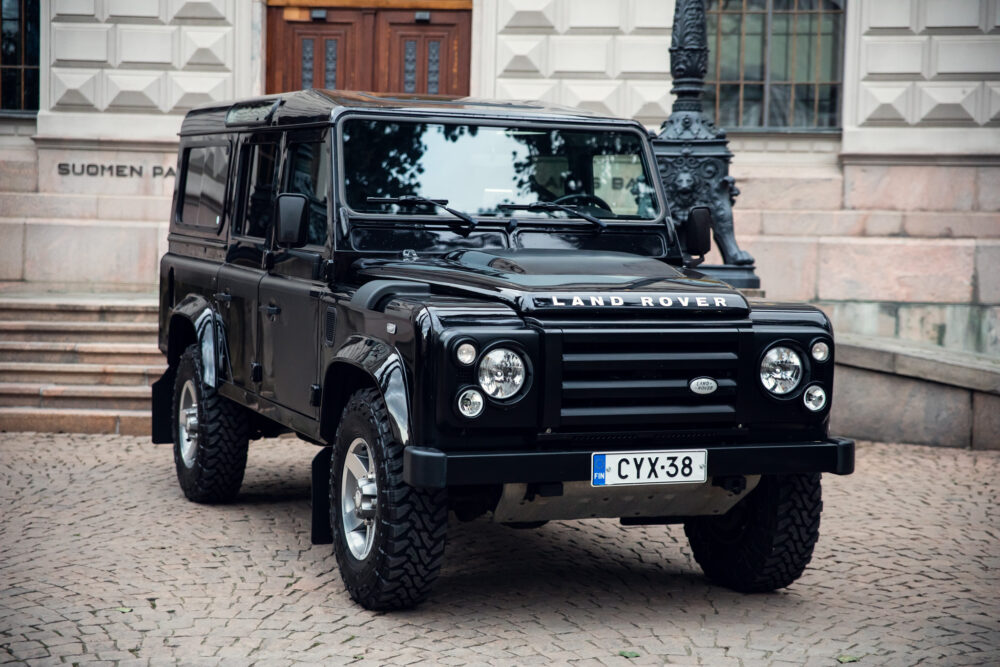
[179,89,645,136]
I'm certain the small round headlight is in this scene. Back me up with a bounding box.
[803,385,827,412]
[811,341,830,362]
[477,348,526,399]
[457,388,484,418]
[760,346,803,395]
[456,342,477,366]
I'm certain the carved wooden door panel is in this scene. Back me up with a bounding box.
[373,10,471,95]
[266,9,370,94]
[266,7,470,96]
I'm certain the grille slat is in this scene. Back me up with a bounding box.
[563,378,737,401]
[561,404,736,425]
[558,328,741,431]
[563,351,737,371]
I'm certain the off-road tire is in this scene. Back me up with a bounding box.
[330,388,448,610]
[172,344,250,503]
[684,473,822,592]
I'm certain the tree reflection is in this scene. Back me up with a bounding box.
[341,119,654,219]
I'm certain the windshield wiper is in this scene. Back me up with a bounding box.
[498,202,607,231]
[367,195,477,236]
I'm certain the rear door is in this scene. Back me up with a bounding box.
[216,134,280,391]
[257,129,330,418]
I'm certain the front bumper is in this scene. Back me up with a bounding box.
[404,437,855,488]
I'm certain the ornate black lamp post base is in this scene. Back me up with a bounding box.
[652,0,760,290]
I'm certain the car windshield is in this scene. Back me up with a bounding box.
[341,118,661,221]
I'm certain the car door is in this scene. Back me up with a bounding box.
[257,129,329,418]
[216,134,280,391]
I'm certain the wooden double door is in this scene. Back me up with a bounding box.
[266,5,471,96]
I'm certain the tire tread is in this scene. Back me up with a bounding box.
[331,388,448,610]
[684,473,822,593]
[172,344,249,504]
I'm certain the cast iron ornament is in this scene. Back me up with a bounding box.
[654,0,754,266]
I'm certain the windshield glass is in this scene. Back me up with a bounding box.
[341,118,661,221]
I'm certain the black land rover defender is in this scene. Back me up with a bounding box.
[152,90,854,610]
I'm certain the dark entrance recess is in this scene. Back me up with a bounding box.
[266,1,472,96]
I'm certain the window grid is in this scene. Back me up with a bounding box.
[705,0,844,130]
[0,0,39,112]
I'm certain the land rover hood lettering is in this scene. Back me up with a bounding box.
[540,294,731,308]
[355,249,750,317]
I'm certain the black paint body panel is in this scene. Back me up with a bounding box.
[155,90,853,489]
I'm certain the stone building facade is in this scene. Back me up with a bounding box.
[1,0,998,354]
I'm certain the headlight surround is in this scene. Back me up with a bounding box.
[760,345,804,395]
[477,347,526,399]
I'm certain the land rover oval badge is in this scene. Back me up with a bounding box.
[689,377,718,395]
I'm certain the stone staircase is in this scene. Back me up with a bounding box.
[0,295,164,435]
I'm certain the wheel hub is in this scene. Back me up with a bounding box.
[177,380,200,468]
[341,437,378,560]
[354,479,378,521]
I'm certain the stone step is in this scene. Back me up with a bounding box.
[0,298,158,323]
[0,407,150,435]
[0,320,158,343]
[0,382,150,410]
[0,362,164,386]
[0,341,163,365]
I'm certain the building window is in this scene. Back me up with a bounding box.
[705,0,844,130]
[0,0,39,112]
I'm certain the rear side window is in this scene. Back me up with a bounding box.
[179,145,229,229]
[284,140,330,246]
[241,141,279,238]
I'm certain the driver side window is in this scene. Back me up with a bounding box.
[240,140,279,239]
[283,139,331,246]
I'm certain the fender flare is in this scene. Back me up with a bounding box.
[328,335,412,447]
[167,293,226,388]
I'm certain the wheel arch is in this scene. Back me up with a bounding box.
[319,341,411,449]
[152,294,224,444]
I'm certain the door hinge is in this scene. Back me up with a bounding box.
[309,384,322,407]
[250,362,262,383]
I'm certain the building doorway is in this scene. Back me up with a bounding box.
[265,2,472,96]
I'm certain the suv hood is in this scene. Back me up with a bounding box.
[355,249,750,318]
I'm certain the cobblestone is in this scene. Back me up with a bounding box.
[1,433,998,665]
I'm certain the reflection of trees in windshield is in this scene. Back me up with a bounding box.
[342,119,656,219]
[343,122,478,213]
[343,122,425,209]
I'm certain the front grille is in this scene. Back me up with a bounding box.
[557,328,741,431]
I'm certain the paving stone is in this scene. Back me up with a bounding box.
[0,433,998,665]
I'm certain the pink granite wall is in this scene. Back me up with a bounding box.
[720,163,1000,355]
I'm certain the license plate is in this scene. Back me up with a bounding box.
[591,449,708,486]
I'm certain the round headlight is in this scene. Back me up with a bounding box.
[760,346,803,395]
[803,385,827,412]
[477,348,526,399]
[457,388,484,418]
[811,341,830,362]
[456,342,477,366]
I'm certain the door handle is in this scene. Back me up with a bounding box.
[214,292,232,303]
[260,304,281,317]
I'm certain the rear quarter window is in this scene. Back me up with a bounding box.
[177,144,230,231]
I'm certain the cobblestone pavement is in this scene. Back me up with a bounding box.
[1,433,998,666]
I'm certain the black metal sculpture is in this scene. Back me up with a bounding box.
[653,0,758,287]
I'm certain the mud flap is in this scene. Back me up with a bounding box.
[150,367,176,444]
[312,446,333,545]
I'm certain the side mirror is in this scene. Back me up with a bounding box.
[275,193,310,248]
[685,206,713,257]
